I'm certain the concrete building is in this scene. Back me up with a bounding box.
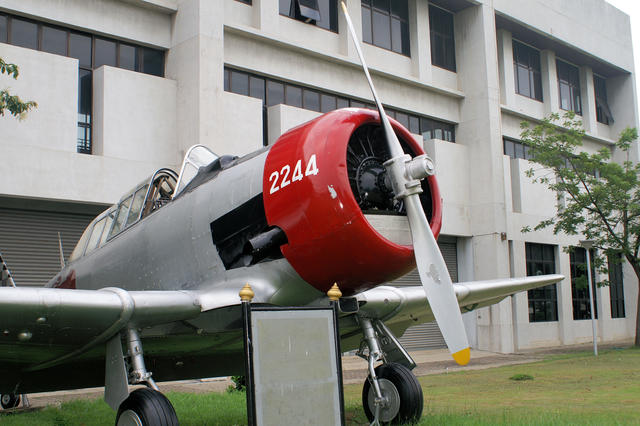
[0,0,637,352]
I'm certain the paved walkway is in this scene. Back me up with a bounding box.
[16,340,633,410]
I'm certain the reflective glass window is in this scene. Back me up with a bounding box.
[78,69,92,124]
[119,44,137,71]
[85,217,107,255]
[362,0,409,55]
[249,76,265,101]
[230,70,249,96]
[126,185,149,227]
[69,32,92,68]
[141,47,163,76]
[429,5,456,71]
[42,26,67,56]
[109,196,133,237]
[285,85,303,108]
[0,15,7,43]
[526,243,558,322]
[94,38,117,68]
[320,94,337,112]
[10,18,38,49]
[267,81,285,106]
[303,89,320,111]
[99,211,115,245]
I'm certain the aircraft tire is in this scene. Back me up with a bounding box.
[362,362,423,425]
[115,388,178,426]
[0,393,21,409]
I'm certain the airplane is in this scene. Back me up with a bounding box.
[0,5,563,425]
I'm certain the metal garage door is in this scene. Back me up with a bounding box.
[0,207,98,287]
[393,237,458,350]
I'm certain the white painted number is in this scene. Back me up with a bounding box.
[269,154,319,194]
[292,160,303,182]
[269,171,280,194]
[305,154,319,176]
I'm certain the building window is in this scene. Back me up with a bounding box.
[513,40,542,101]
[224,67,456,145]
[429,4,456,72]
[557,59,582,115]
[361,0,410,56]
[280,0,337,32]
[608,253,625,318]
[503,138,533,160]
[594,75,614,125]
[526,243,558,322]
[236,0,252,4]
[0,13,165,155]
[570,247,598,320]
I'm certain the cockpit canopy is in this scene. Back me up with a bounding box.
[70,145,220,262]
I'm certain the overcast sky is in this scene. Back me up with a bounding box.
[605,0,640,110]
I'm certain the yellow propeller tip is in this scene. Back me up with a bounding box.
[452,347,471,366]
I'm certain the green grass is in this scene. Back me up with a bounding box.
[2,348,639,425]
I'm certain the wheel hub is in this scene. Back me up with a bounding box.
[117,409,144,426]
[367,378,400,422]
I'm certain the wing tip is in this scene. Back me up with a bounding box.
[452,347,470,366]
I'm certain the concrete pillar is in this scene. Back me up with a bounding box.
[339,0,362,58]
[580,66,597,133]
[608,74,640,162]
[455,4,512,352]
[496,29,515,107]
[166,0,225,160]
[510,240,530,350]
[253,0,279,31]
[410,0,431,82]
[540,50,558,115]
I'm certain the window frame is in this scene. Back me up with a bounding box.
[594,74,614,125]
[526,243,559,322]
[361,0,410,57]
[224,67,456,144]
[570,247,598,320]
[429,4,456,72]
[279,0,338,33]
[512,39,542,102]
[608,253,625,318]
[557,59,582,115]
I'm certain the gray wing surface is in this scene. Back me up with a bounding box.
[355,274,564,338]
[0,286,213,370]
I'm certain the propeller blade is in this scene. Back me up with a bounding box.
[405,195,470,365]
[341,1,470,365]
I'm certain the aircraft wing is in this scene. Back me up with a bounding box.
[0,286,210,370]
[355,274,564,334]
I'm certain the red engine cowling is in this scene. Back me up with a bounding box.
[263,109,442,296]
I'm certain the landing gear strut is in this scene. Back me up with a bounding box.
[357,317,423,425]
[107,328,178,426]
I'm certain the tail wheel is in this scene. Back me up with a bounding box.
[1,393,21,410]
[362,363,423,425]
[116,388,178,426]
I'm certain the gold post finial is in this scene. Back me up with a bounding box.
[239,283,255,302]
[327,283,342,302]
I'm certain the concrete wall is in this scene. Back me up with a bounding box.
[93,66,178,165]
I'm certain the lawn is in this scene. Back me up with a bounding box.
[1,348,638,425]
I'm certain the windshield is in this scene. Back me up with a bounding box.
[174,145,218,197]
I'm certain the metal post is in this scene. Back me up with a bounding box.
[240,283,256,426]
[581,241,598,356]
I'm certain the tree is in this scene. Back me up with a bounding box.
[520,111,640,346]
[1,57,37,119]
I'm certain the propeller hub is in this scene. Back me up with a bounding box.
[355,157,394,210]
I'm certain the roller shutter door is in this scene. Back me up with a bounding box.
[0,207,97,287]
[394,238,458,350]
